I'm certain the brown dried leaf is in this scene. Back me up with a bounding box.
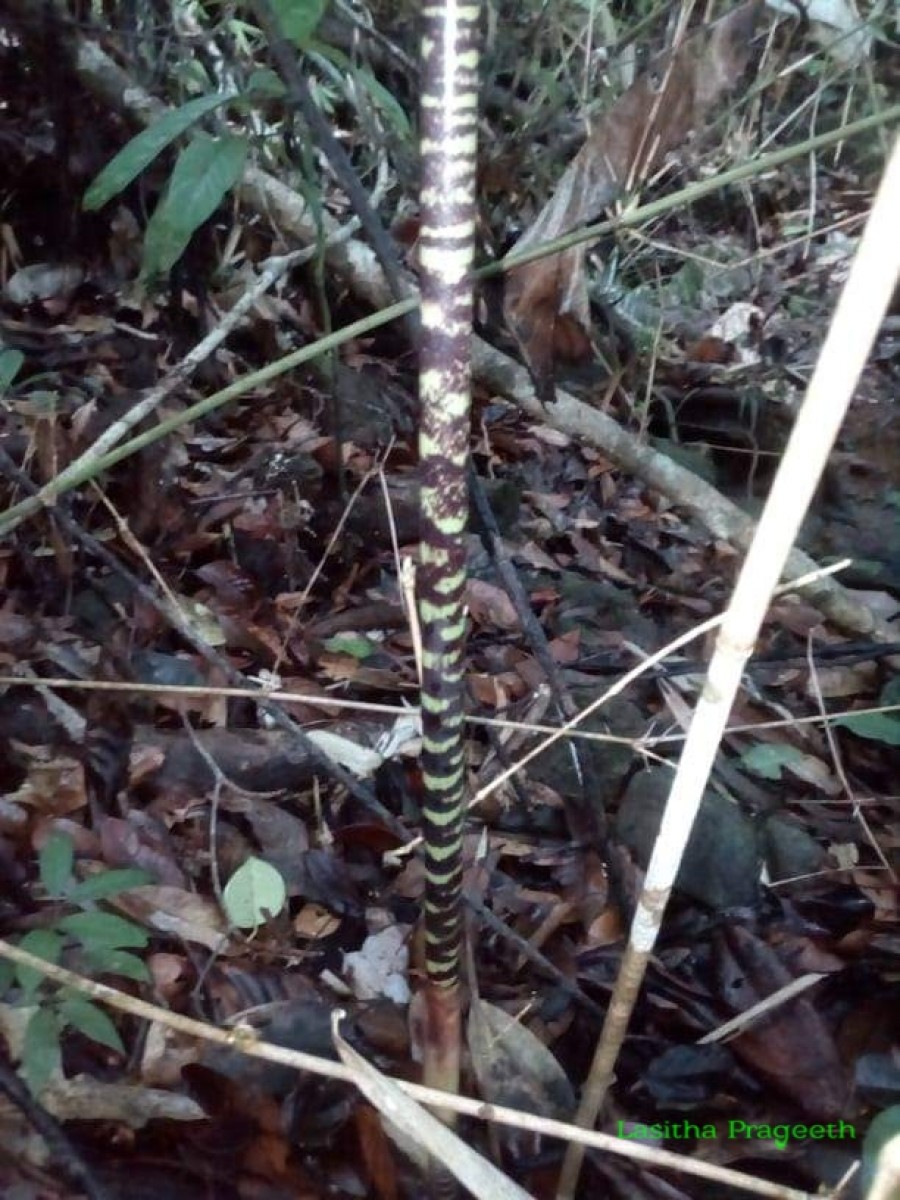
[12,747,87,815]
[236,795,310,893]
[97,814,187,887]
[466,578,521,630]
[503,1,763,403]
[714,924,849,1119]
[354,1104,400,1200]
[293,902,340,939]
[112,884,231,952]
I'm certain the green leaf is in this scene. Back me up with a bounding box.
[83,91,234,210]
[171,57,214,95]
[16,930,64,1002]
[880,678,900,707]
[58,995,124,1054]
[245,67,286,99]
[23,1008,62,1095]
[355,68,412,139]
[67,868,152,902]
[85,948,150,983]
[0,348,24,393]
[835,711,900,746]
[58,911,149,951]
[322,633,374,660]
[270,0,327,46]
[223,857,286,929]
[39,833,75,897]
[674,259,705,305]
[310,42,411,140]
[740,743,804,780]
[140,133,248,281]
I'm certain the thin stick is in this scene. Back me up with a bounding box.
[0,938,819,1200]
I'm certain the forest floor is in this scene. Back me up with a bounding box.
[0,3,897,1199]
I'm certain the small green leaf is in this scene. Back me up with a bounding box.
[16,930,64,1002]
[356,68,412,139]
[223,857,286,929]
[740,743,804,780]
[58,911,149,951]
[67,868,152,902]
[835,712,900,746]
[140,133,248,280]
[171,57,214,94]
[0,348,24,393]
[270,0,327,45]
[85,948,150,983]
[880,679,900,707]
[83,91,234,210]
[23,1008,62,1095]
[310,41,411,140]
[674,259,705,305]
[39,833,75,897]
[245,67,286,99]
[58,995,124,1054]
[322,633,375,660]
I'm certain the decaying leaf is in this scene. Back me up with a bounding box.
[111,884,231,952]
[467,997,575,1120]
[503,0,763,404]
[714,924,849,1119]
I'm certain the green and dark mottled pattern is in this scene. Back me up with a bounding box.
[418,1,480,988]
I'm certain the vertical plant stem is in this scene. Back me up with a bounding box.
[417,0,481,1106]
